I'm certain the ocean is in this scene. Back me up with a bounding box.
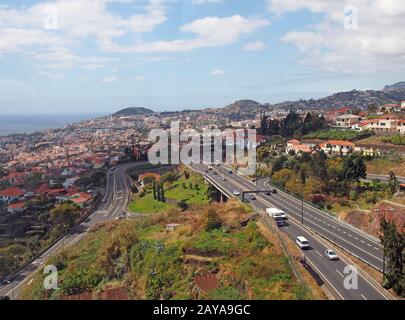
[0,114,104,136]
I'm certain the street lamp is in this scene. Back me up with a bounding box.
[300,169,306,225]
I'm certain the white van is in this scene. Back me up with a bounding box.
[296,236,310,249]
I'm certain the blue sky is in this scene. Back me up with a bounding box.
[0,0,405,114]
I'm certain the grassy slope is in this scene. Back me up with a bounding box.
[20,201,318,300]
[128,168,209,214]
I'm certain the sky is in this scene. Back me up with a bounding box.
[0,0,405,114]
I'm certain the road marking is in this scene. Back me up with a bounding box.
[336,269,344,278]
[306,257,345,300]
[361,294,367,300]
[316,250,323,257]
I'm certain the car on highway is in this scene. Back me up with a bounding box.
[296,236,310,250]
[0,296,10,300]
[102,199,106,203]
[228,169,233,174]
[249,194,256,200]
[233,190,241,196]
[272,188,278,194]
[221,176,227,181]
[213,171,218,175]
[265,191,272,196]
[325,249,339,261]
[215,160,220,166]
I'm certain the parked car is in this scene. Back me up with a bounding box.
[325,249,339,261]
[249,194,256,200]
[296,236,310,250]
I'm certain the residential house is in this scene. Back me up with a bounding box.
[0,187,25,203]
[7,201,26,214]
[319,140,355,156]
[364,116,398,134]
[397,120,405,134]
[0,172,27,186]
[324,107,351,122]
[286,139,311,154]
[70,192,93,208]
[335,114,364,128]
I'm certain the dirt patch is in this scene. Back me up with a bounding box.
[194,274,219,293]
[345,210,376,236]
[344,201,405,237]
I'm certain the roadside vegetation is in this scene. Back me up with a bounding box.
[303,129,373,141]
[20,200,319,300]
[129,167,209,214]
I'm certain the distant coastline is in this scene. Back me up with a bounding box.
[0,113,105,136]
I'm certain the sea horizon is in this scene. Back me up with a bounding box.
[0,113,106,136]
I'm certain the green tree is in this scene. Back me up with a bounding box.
[388,171,400,195]
[379,216,405,297]
[207,185,221,202]
[50,203,81,232]
[178,200,189,211]
[205,209,222,232]
[343,154,367,182]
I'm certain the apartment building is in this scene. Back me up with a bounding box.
[335,114,364,128]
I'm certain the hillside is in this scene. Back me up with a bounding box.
[114,107,154,116]
[20,201,324,300]
[383,81,405,91]
[271,88,405,111]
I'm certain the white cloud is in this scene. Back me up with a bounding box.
[244,41,266,51]
[103,15,270,53]
[132,75,146,82]
[268,0,405,73]
[191,0,223,5]
[210,69,225,76]
[101,75,118,82]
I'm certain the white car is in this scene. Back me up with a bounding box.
[296,236,310,250]
[221,176,227,181]
[325,249,339,261]
[233,190,241,196]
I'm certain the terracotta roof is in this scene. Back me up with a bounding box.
[320,140,355,147]
[0,187,25,197]
[7,202,25,210]
[287,139,301,145]
[71,192,92,204]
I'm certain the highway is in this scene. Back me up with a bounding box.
[190,163,390,300]
[366,173,405,184]
[0,161,146,300]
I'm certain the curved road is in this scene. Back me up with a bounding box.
[0,161,146,300]
[190,163,390,300]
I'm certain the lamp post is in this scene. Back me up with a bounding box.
[300,169,306,225]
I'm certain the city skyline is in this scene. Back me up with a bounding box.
[1,0,405,114]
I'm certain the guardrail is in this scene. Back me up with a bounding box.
[264,180,382,245]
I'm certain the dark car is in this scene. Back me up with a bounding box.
[0,296,10,300]
[265,191,271,196]
[249,194,256,200]
[272,188,278,194]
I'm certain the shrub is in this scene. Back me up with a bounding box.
[205,209,222,232]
